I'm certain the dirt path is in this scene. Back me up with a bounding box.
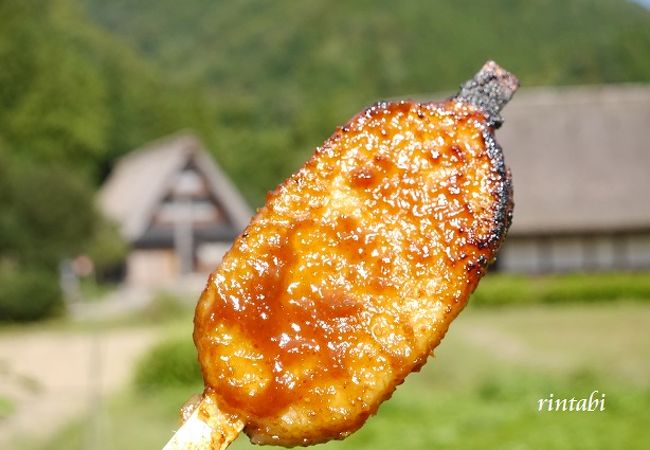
[0,327,158,449]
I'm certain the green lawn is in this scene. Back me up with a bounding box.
[0,395,15,419]
[20,302,650,450]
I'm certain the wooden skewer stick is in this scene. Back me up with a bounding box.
[162,394,244,450]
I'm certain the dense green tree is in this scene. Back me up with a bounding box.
[0,0,215,181]
[0,0,108,173]
[0,163,96,269]
[0,147,102,321]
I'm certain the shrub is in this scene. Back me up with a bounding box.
[134,336,202,392]
[85,219,127,282]
[472,272,650,306]
[0,395,15,419]
[0,270,63,321]
[137,292,191,323]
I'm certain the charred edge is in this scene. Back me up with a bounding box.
[480,127,514,252]
[455,61,519,129]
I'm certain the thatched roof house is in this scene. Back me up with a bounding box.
[496,84,650,272]
[99,132,252,284]
[100,85,650,280]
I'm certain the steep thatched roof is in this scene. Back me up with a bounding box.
[98,132,252,242]
[497,84,650,236]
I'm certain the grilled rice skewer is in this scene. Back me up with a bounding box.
[164,60,518,449]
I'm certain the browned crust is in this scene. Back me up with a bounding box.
[194,67,517,446]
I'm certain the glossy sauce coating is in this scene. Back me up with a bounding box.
[194,98,512,446]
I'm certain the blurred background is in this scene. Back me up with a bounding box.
[1,0,649,449]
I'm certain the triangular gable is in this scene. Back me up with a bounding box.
[150,158,235,230]
[99,132,252,243]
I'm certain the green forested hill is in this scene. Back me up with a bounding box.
[83,0,650,88]
[81,0,650,204]
[1,0,649,205]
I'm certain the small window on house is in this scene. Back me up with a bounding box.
[153,200,224,226]
[173,169,208,197]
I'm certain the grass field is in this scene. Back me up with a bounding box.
[20,302,650,450]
